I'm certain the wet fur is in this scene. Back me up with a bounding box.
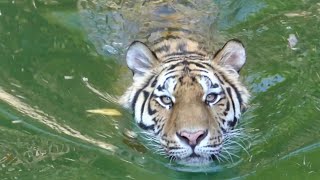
[120,37,250,165]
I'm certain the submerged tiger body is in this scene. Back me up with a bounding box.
[120,36,250,165]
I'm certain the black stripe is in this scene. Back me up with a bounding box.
[228,117,238,127]
[214,73,225,85]
[152,117,157,124]
[156,85,164,91]
[232,85,243,107]
[211,83,219,88]
[189,62,205,68]
[216,70,243,105]
[151,77,158,88]
[162,57,181,63]
[166,61,208,74]
[198,61,215,70]
[138,91,156,131]
[140,91,150,122]
[226,88,235,111]
[173,83,177,91]
[154,44,170,53]
[157,65,176,77]
[215,96,225,105]
[221,127,227,133]
[204,144,220,148]
[225,101,230,112]
[148,97,157,115]
[183,66,191,73]
[226,87,236,127]
[164,69,180,76]
[164,51,206,58]
[169,147,184,150]
[215,69,243,120]
[178,76,184,83]
[161,76,175,89]
[152,35,181,45]
[131,76,154,111]
[163,55,205,63]
[165,67,209,76]
[190,69,209,74]
[138,122,154,131]
[227,83,243,118]
[167,62,182,70]
[155,123,164,136]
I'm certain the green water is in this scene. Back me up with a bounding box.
[0,0,320,179]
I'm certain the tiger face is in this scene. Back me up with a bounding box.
[120,38,249,166]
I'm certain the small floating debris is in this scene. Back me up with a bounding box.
[82,77,88,82]
[287,34,298,50]
[64,75,74,80]
[284,11,311,17]
[64,158,76,162]
[86,108,122,116]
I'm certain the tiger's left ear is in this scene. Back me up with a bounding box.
[126,41,158,80]
[213,39,246,73]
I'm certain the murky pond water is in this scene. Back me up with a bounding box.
[0,0,320,179]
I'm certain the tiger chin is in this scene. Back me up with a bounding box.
[120,38,250,166]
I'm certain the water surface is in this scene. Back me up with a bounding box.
[0,0,319,179]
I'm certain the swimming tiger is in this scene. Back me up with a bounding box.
[120,35,250,165]
[78,0,250,165]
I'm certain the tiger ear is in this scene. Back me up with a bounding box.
[126,41,158,80]
[213,39,246,73]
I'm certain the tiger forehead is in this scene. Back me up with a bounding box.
[158,74,209,92]
[175,76,205,98]
[151,38,207,59]
[178,75,197,84]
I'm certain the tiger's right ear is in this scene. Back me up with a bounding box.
[126,41,158,80]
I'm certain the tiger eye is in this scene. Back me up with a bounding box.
[160,96,172,105]
[205,93,217,103]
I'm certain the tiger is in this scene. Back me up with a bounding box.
[77,0,250,166]
[120,35,250,165]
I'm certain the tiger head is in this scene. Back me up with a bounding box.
[120,38,250,166]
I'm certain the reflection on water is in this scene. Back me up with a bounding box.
[0,87,117,152]
[247,74,285,93]
[83,80,119,104]
[0,128,71,174]
[0,0,320,179]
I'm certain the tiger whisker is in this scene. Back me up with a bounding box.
[217,153,230,163]
[223,148,240,159]
[224,150,234,163]
[228,139,250,157]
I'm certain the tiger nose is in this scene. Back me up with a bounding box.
[177,130,208,146]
